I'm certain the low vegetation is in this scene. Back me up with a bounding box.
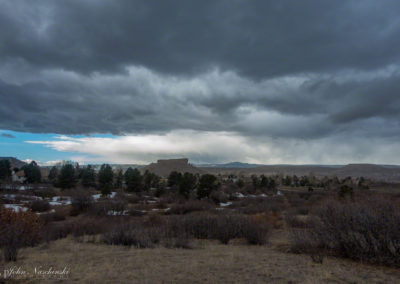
[1,159,400,283]
[290,195,400,267]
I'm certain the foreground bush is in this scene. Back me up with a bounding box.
[29,199,51,212]
[0,208,42,261]
[103,222,162,248]
[70,190,94,216]
[169,213,269,245]
[290,197,400,266]
[91,199,127,216]
[167,200,213,215]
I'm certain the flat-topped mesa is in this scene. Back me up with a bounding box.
[142,158,202,177]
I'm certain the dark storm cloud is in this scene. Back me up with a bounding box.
[0,0,400,145]
[1,133,15,138]
[1,0,400,77]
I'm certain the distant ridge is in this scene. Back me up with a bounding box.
[200,163,400,182]
[196,162,261,168]
[0,157,27,169]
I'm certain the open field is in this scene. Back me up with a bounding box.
[2,159,400,283]
[3,233,400,284]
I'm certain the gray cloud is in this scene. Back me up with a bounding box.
[1,65,400,141]
[1,1,400,78]
[1,133,15,138]
[1,0,400,163]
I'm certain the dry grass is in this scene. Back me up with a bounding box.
[2,236,400,284]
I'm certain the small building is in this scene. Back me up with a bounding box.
[12,170,26,183]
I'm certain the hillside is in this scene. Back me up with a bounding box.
[0,157,27,169]
[200,163,400,182]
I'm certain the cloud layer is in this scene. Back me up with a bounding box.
[1,0,400,163]
[27,131,400,165]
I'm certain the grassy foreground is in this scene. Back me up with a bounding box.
[3,233,400,284]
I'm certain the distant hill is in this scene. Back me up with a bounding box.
[331,164,400,181]
[142,158,203,177]
[196,162,261,168]
[200,163,400,182]
[0,157,27,169]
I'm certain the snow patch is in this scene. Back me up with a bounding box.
[220,202,232,207]
[4,204,28,212]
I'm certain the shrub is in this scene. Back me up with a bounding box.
[177,213,218,239]
[163,221,191,249]
[210,190,228,203]
[39,208,67,224]
[29,200,51,212]
[338,185,354,199]
[42,222,74,243]
[237,197,285,215]
[242,220,269,245]
[70,190,94,216]
[103,222,161,248]
[91,199,127,216]
[290,197,400,266]
[213,214,246,244]
[285,213,313,229]
[128,209,146,216]
[168,200,213,215]
[34,187,57,199]
[71,217,112,239]
[0,208,42,261]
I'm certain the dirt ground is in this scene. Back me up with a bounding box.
[2,231,400,284]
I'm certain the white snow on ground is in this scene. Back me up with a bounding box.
[220,202,232,207]
[151,208,170,212]
[107,210,129,216]
[4,204,28,212]
[233,192,245,198]
[51,196,72,205]
[92,194,101,200]
[92,192,117,200]
[3,194,42,200]
[36,209,56,215]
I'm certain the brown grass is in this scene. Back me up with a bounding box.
[2,236,399,283]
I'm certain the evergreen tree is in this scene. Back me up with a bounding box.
[48,166,58,183]
[22,161,41,183]
[260,175,268,188]
[168,171,182,188]
[57,163,76,189]
[143,170,160,190]
[251,174,260,190]
[236,178,244,188]
[197,174,219,199]
[124,167,142,193]
[81,165,96,187]
[114,169,123,189]
[179,172,197,199]
[0,159,11,181]
[98,164,114,195]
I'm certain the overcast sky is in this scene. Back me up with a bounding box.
[1,0,400,165]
